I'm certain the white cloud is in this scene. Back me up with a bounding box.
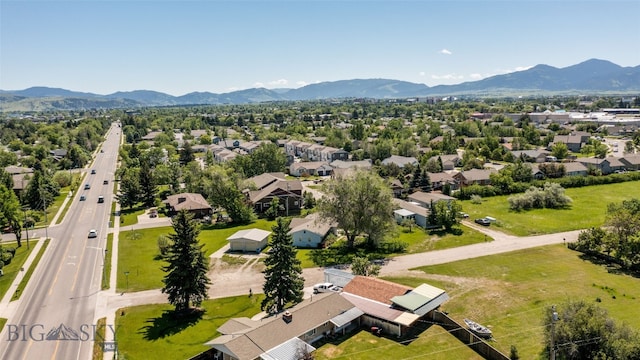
[296,81,308,87]
[469,73,483,79]
[419,71,426,76]
[253,82,265,88]
[439,49,452,55]
[268,79,288,86]
[431,73,464,80]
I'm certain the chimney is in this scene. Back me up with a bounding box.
[178,197,186,204]
[283,311,292,323]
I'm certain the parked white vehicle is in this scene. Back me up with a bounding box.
[313,282,341,294]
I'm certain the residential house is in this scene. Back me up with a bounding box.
[550,131,590,152]
[620,155,640,171]
[529,165,546,180]
[227,228,271,252]
[283,140,348,162]
[389,179,406,198]
[289,161,333,177]
[163,193,212,219]
[246,178,303,215]
[330,160,373,179]
[4,166,34,195]
[428,154,462,171]
[511,149,550,163]
[453,169,496,187]
[206,293,359,360]
[330,159,372,170]
[562,161,589,176]
[246,172,286,190]
[407,191,456,209]
[393,198,429,229]
[141,131,163,141]
[288,213,335,248]
[341,276,447,337]
[607,157,627,173]
[49,149,68,161]
[381,155,418,168]
[425,172,457,191]
[576,158,612,174]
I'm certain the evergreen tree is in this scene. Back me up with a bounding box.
[409,164,421,191]
[162,209,210,313]
[419,169,432,192]
[261,217,304,314]
[23,170,58,211]
[179,141,195,165]
[117,167,142,209]
[139,159,157,207]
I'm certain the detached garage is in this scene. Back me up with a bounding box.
[227,229,271,253]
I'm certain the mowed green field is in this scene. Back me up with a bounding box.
[461,180,640,236]
[379,244,640,360]
[117,220,276,292]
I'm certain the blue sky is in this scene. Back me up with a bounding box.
[2,1,639,96]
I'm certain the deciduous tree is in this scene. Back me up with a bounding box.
[317,170,394,249]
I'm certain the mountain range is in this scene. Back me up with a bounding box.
[1,59,638,111]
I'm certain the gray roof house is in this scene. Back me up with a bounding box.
[381,155,418,168]
[206,293,358,360]
[562,161,589,176]
[289,161,333,177]
[620,155,640,171]
[393,198,430,229]
[407,191,456,209]
[288,213,335,248]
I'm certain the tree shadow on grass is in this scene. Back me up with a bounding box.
[578,253,640,279]
[139,308,204,340]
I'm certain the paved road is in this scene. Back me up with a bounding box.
[0,124,121,360]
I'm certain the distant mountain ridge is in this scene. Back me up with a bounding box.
[1,59,639,111]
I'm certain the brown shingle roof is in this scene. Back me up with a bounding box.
[163,193,211,211]
[342,276,411,305]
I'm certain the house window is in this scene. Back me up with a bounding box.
[306,329,316,337]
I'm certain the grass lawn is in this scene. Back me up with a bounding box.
[117,219,276,292]
[103,234,113,290]
[92,317,106,360]
[461,180,640,236]
[0,318,6,334]
[315,326,483,360]
[380,244,640,360]
[119,206,146,226]
[398,225,487,254]
[12,239,49,301]
[115,295,264,360]
[0,241,38,299]
[296,249,316,268]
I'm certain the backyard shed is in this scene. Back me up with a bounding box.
[227,229,271,253]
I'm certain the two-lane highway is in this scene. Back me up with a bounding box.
[0,123,121,360]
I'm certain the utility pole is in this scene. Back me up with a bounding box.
[550,305,558,360]
[22,206,30,249]
[41,188,49,240]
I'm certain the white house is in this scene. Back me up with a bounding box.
[288,213,335,248]
[227,229,271,253]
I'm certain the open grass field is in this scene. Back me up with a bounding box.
[117,219,276,292]
[0,241,38,299]
[115,295,264,360]
[379,244,640,360]
[461,180,640,236]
